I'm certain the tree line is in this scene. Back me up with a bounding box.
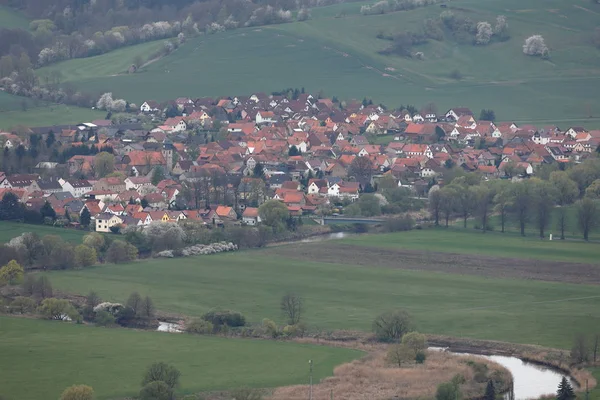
[428,159,600,240]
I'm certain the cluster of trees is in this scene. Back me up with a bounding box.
[361,0,443,15]
[3,232,98,270]
[429,159,600,240]
[0,230,139,270]
[379,10,509,57]
[386,331,427,367]
[85,291,156,328]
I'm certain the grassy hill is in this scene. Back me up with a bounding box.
[0,221,89,243]
[0,317,360,400]
[35,0,600,127]
[48,229,600,349]
[0,92,104,129]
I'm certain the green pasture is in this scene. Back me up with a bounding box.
[0,221,88,244]
[0,317,360,400]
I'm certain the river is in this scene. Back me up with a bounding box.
[432,348,577,400]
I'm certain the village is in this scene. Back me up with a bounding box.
[0,91,599,233]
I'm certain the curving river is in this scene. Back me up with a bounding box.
[432,348,577,400]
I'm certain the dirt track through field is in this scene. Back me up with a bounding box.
[266,243,600,285]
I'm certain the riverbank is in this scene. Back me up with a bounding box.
[427,335,596,391]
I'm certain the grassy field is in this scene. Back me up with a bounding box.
[341,228,600,263]
[0,6,30,29]
[0,92,104,129]
[33,0,600,127]
[0,317,360,400]
[48,229,600,350]
[0,221,88,244]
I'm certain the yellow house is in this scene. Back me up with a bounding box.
[95,213,123,233]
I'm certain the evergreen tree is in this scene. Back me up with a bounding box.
[484,380,495,400]
[0,192,24,221]
[80,206,91,227]
[288,145,300,156]
[556,377,575,400]
[253,163,265,179]
[64,208,71,222]
[40,201,56,221]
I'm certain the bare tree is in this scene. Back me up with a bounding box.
[372,309,413,342]
[593,334,599,363]
[576,198,599,241]
[280,292,303,325]
[428,188,442,226]
[349,156,374,187]
[571,334,589,364]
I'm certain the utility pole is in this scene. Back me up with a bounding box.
[309,359,313,400]
[586,379,589,400]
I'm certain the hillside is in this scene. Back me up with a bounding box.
[35,0,600,127]
[0,6,30,29]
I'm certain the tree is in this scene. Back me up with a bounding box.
[139,381,173,400]
[386,343,412,367]
[435,126,446,141]
[74,245,97,268]
[555,206,569,240]
[140,296,155,319]
[40,201,56,221]
[402,332,427,358]
[493,182,510,233]
[9,296,36,314]
[475,21,493,45]
[494,15,509,40]
[60,385,95,400]
[288,145,300,156]
[531,179,556,238]
[151,166,165,185]
[86,291,101,308]
[142,362,181,389]
[0,260,24,285]
[126,292,143,315]
[83,232,104,252]
[479,109,496,121]
[349,157,374,187]
[556,377,575,400]
[436,381,461,400]
[33,276,53,299]
[253,162,265,179]
[576,198,599,241]
[429,188,442,226]
[372,309,413,342]
[106,240,138,263]
[280,292,303,325]
[570,334,589,364]
[523,35,549,57]
[508,181,531,236]
[550,171,578,206]
[585,179,600,199]
[38,298,77,320]
[94,152,115,178]
[439,186,458,227]
[474,185,494,232]
[0,192,24,221]
[80,206,92,227]
[258,200,289,232]
[484,380,495,400]
[449,181,477,228]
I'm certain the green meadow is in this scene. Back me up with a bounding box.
[0,317,360,400]
[0,221,88,244]
[48,229,600,350]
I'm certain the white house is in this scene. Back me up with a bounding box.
[140,101,160,113]
[59,179,93,197]
[256,111,275,124]
[95,213,123,233]
[242,207,261,226]
[124,176,153,192]
[164,117,187,132]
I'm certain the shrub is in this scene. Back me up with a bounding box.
[436,381,461,400]
[262,318,279,338]
[373,309,413,342]
[202,309,246,328]
[9,296,36,314]
[38,298,78,320]
[415,351,427,364]
[139,381,173,400]
[231,387,263,400]
[142,362,181,389]
[185,318,214,334]
[95,310,115,327]
[60,385,95,400]
[384,215,414,232]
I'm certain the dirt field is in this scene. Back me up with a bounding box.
[266,242,600,285]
